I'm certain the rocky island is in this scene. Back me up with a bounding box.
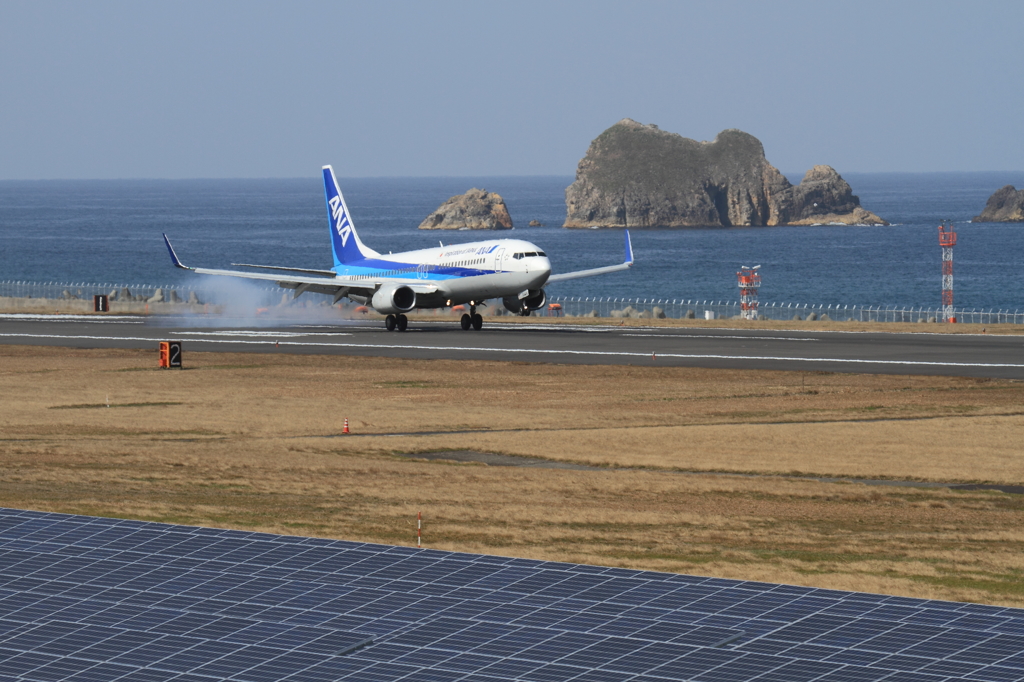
[564,119,887,228]
[973,186,1024,223]
[419,188,513,230]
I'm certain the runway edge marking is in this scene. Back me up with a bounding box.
[2,332,1024,369]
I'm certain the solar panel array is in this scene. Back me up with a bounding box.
[1,508,1023,682]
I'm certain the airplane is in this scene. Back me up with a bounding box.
[163,165,633,331]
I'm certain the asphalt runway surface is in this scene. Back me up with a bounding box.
[3,313,1024,379]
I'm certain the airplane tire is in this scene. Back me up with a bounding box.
[460,314,472,331]
[521,308,532,317]
[385,314,396,331]
[471,313,483,330]
[397,314,408,332]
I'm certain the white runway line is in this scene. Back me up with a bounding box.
[167,331,350,338]
[2,332,1024,369]
[0,314,143,323]
[456,323,611,333]
[623,333,818,341]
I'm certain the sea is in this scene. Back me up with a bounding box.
[1,172,1023,310]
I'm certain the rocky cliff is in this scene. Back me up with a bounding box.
[564,119,887,227]
[419,188,513,230]
[973,185,1024,223]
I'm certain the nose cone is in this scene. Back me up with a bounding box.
[536,257,552,284]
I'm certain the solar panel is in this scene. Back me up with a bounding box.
[1,507,1023,681]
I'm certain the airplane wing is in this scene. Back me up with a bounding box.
[230,262,339,276]
[546,230,634,283]
[163,234,438,296]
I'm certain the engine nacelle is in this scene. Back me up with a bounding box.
[371,283,417,314]
[503,289,546,314]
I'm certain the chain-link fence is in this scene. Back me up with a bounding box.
[0,280,283,307]
[2,280,1022,324]
[548,296,1024,325]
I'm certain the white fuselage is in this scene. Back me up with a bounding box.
[335,237,552,307]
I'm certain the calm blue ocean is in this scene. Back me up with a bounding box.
[1,172,1023,309]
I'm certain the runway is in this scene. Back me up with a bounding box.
[3,314,1024,378]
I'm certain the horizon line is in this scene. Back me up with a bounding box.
[2,170,1024,183]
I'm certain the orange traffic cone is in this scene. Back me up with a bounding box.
[343,418,350,435]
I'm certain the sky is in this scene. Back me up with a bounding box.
[1,1,1021,179]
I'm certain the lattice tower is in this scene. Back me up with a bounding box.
[939,221,957,322]
[737,266,761,320]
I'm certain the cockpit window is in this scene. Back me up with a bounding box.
[524,252,537,257]
[537,251,546,257]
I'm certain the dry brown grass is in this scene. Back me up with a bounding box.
[2,344,1024,606]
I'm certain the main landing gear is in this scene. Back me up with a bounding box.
[460,304,483,331]
[385,314,408,332]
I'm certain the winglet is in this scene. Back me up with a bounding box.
[543,229,635,284]
[162,234,193,270]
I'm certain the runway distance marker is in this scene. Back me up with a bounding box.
[158,341,183,369]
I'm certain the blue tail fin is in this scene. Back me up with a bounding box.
[323,165,378,267]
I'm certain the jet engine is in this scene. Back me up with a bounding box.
[371,283,417,314]
[503,289,546,315]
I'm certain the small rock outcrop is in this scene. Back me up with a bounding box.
[973,185,1024,223]
[783,166,886,226]
[564,119,887,227]
[528,220,544,227]
[419,188,513,230]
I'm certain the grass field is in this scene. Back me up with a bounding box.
[2,343,1023,606]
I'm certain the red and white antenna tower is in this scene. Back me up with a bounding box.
[737,265,761,320]
[938,221,957,323]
